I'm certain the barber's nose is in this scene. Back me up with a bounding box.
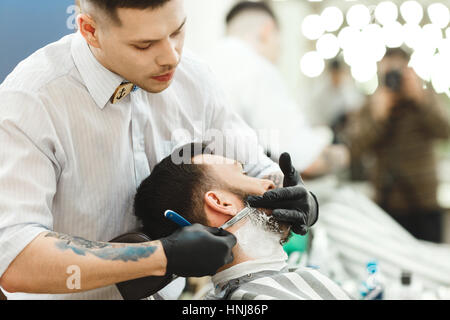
[156,38,179,67]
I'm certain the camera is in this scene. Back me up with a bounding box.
[384,70,403,92]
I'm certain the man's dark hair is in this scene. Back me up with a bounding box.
[226,1,278,26]
[81,0,171,24]
[384,47,411,61]
[134,143,218,239]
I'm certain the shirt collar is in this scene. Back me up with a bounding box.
[71,31,125,109]
[212,253,288,290]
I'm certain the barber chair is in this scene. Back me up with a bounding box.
[110,230,176,300]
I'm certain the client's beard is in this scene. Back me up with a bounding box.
[233,207,290,261]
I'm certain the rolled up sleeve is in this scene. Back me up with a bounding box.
[0,91,58,278]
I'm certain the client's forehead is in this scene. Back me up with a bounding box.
[192,154,240,166]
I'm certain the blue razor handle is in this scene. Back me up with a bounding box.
[164,210,192,227]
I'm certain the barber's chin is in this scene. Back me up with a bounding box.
[138,81,172,94]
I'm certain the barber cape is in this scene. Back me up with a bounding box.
[205,256,350,300]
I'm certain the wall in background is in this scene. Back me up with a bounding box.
[0,0,76,82]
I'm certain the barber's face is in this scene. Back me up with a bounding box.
[92,0,186,93]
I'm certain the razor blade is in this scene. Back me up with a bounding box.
[220,207,253,230]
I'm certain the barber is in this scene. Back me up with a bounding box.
[0,0,317,300]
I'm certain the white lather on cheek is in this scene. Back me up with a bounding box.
[234,210,287,260]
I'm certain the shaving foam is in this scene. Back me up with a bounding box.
[234,208,287,260]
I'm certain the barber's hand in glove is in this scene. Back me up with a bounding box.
[160,224,237,277]
[246,153,319,236]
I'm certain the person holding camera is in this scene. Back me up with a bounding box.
[345,48,450,243]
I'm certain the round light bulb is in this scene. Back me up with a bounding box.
[410,50,433,81]
[375,1,399,26]
[338,26,360,50]
[302,14,325,40]
[430,53,450,93]
[351,61,378,83]
[321,6,344,32]
[400,1,424,25]
[382,21,404,48]
[316,33,340,60]
[362,24,386,62]
[428,3,450,29]
[421,23,443,50]
[346,4,371,29]
[300,51,325,78]
[403,23,423,48]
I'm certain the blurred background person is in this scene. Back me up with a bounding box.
[205,1,350,180]
[344,48,450,243]
[310,58,365,145]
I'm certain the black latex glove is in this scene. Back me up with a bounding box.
[160,224,237,277]
[246,153,319,235]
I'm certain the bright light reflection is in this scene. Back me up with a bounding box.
[346,4,371,29]
[375,1,399,26]
[382,21,404,48]
[321,6,344,32]
[403,23,423,48]
[300,51,325,78]
[400,1,424,25]
[316,33,340,59]
[428,3,450,29]
[302,14,325,40]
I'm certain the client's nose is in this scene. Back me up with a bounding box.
[262,179,276,192]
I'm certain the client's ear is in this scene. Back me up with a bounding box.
[204,191,241,228]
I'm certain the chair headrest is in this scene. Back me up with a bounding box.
[110,230,175,300]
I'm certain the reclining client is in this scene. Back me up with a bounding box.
[134,143,350,300]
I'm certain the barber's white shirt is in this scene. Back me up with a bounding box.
[0,31,279,300]
[205,37,333,172]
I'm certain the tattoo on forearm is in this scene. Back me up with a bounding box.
[45,232,157,262]
[264,173,283,188]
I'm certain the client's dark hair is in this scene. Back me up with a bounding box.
[134,143,218,239]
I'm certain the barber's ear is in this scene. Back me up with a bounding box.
[78,14,101,48]
[204,191,236,217]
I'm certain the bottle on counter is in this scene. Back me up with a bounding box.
[359,260,384,300]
